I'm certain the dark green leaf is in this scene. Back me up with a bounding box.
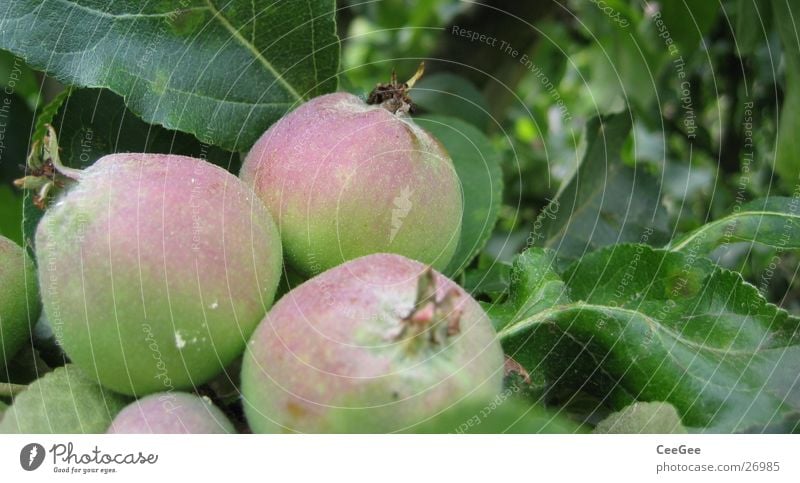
[0,365,128,433]
[416,115,503,277]
[499,244,800,432]
[22,88,238,256]
[0,0,340,151]
[463,257,512,299]
[539,114,668,259]
[593,401,687,434]
[668,197,800,254]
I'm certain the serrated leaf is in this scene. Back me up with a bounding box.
[498,244,800,432]
[486,248,569,332]
[0,0,339,151]
[540,114,668,260]
[23,88,238,257]
[21,89,71,257]
[416,115,503,277]
[593,402,687,434]
[0,365,128,433]
[668,197,800,254]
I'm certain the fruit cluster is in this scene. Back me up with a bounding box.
[0,85,504,433]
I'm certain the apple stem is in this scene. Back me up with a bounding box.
[397,267,462,354]
[43,124,84,181]
[405,62,425,89]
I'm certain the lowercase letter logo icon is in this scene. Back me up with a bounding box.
[20,443,45,471]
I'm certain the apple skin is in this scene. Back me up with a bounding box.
[35,153,282,396]
[241,253,504,433]
[108,392,235,434]
[0,235,39,366]
[240,92,463,276]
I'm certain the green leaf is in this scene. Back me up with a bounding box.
[0,365,128,433]
[774,89,800,190]
[772,0,800,76]
[734,0,771,57]
[486,248,569,332]
[416,115,503,277]
[22,88,238,257]
[0,0,340,151]
[409,398,586,434]
[31,88,70,143]
[498,244,800,432]
[0,50,39,108]
[593,402,687,434]
[668,197,800,254]
[772,0,800,188]
[656,1,720,51]
[0,400,7,420]
[21,89,70,256]
[539,114,668,260]
[463,257,512,299]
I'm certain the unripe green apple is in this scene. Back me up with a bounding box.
[240,92,462,276]
[0,235,39,366]
[36,154,282,396]
[108,392,235,434]
[241,253,503,433]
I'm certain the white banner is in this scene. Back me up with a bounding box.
[0,435,797,481]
